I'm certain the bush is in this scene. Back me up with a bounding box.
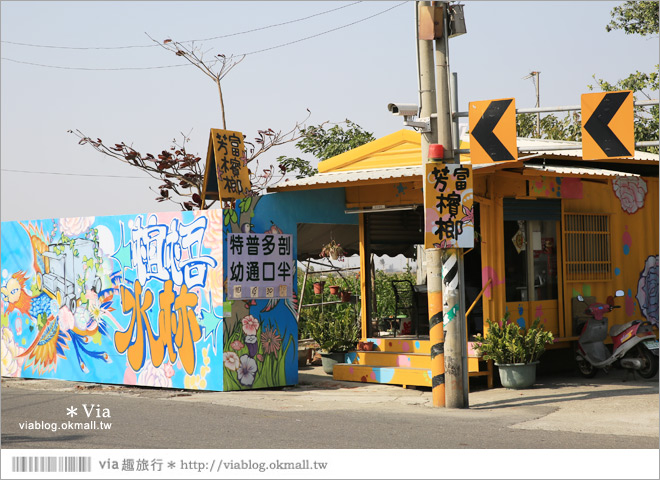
[473,313,554,365]
[303,309,359,353]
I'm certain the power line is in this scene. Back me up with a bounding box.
[0,1,363,50]
[237,1,408,56]
[0,2,408,71]
[1,168,149,179]
[0,57,189,71]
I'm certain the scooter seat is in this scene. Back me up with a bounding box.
[609,320,640,337]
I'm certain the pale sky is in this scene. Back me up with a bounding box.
[1,1,658,222]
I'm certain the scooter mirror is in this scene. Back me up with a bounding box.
[615,290,625,297]
[577,295,584,302]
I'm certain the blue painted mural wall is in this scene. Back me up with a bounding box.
[220,188,357,391]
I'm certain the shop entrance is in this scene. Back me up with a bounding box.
[503,199,561,333]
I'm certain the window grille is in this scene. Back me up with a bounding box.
[563,213,612,282]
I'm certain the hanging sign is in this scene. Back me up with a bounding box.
[227,233,294,300]
[424,163,474,249]
[202,128,251,203]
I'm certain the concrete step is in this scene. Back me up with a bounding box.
[364,337,430,354]
[349,351,431,369]
[333,363,432,387]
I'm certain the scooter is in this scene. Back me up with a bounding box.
[575,290,659,379]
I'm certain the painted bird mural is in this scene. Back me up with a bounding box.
[19,288,116,375]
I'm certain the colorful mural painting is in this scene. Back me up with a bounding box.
[1,205,301,392]
[2,211,223,390]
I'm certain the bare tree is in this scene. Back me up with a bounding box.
[71,36,312,210]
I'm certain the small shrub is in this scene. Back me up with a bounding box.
[473,313,554,365]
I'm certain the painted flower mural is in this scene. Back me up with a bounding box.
[137,360,175,388]
[636,255,659,327]
[261,328,282,357]
[59,216,95,237]
[241,315,259,336]
[1,326,25,377]
[612,176,647,214]
[223,351,240,371]
[237,354,258,387]
[223,312,293,390]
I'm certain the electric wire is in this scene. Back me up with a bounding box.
[0,2,408,71]
[1,168,149,179]
[0,1,363,50]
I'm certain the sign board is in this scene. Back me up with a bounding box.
[227,233,294,300]
[468,98,518,164]
[424,163,474,248]
[581,90,634,160]
[202,128,251,202]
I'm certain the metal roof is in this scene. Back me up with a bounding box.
[516,136,659,162]
[522,164,640,177]
[268,165,424,191]
[268,161,647,192]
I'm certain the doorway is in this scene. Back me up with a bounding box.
[503,199,561,333]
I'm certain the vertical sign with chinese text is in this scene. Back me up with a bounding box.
[424,163,474,249]
[205,128,251,200]
[227,233,294,299]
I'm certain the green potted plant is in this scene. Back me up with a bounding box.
[304,310,360,374]
[473,313,554,389]
[320,239,346,261]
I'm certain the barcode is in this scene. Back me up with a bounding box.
[12,456,91,473]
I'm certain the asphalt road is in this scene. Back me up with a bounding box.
[2,367,658,450]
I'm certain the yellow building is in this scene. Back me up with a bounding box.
[270,130,659,388]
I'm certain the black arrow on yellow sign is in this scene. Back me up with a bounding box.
[583,91,632,157]
[471,99,516,161]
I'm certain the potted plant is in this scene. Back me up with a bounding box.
[313,281,325,295]
[320,239,346,261]
[328,285,341,295]
[473,313,554,389]
[304,310,360,374]
[340,289,352,302]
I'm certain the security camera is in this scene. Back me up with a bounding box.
[387,102,431,133]
[387,103,419,117]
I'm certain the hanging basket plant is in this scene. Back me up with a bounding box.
[320,239,346,261]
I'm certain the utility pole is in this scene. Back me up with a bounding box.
[433,1,467,409]
[417,0,443,408]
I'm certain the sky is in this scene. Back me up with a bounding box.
[1,1,658,224]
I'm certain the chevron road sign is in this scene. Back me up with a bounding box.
[581,90,634,160]
[468,98,518,164]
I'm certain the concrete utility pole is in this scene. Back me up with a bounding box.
[420,0,468,409]
[417,0,444,408]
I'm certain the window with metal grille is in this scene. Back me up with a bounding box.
[563,213,612,282]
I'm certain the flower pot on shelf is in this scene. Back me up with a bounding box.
[340,291,351,302]
[329,285,341,295]
[313,281,325,295]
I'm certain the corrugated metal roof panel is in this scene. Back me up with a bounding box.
[268,162,646,192]
[268,165,423,191]
[524,165,639,177]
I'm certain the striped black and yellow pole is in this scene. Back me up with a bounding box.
[427,248,445,407]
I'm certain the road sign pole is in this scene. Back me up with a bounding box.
[434,2,467,409]
[418,0,444,408]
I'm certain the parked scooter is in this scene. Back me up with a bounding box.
[575,290,659,379]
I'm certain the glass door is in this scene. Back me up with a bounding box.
[503,200,561,334]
